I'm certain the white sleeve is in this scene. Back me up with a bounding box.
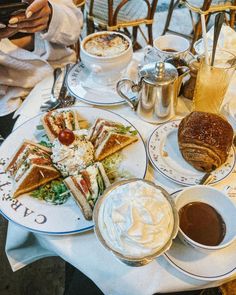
[41,0,83,46]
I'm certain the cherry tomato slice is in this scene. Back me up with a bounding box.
[58,129,75,146]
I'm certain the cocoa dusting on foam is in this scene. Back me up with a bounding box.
[84,34,129,57]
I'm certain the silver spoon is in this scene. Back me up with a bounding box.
[199,172,214,185]
[211,13,225,67]
[40,67,62,112]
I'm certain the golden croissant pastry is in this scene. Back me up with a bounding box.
[178,111,234,172]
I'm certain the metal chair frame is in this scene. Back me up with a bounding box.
[72,0,86,59]
[86,0,159,45]
[162,0,236,51]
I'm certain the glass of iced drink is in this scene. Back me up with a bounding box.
[193,49,236,114]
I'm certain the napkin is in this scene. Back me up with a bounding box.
[0,87,27,117]
[13,70,65,120]
[194,24,236,55]
[12,76,53,120]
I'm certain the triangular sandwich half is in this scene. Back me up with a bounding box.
[5,140,60,198]
[12,164,60,198]
[41,109,88,142]
[64,162,110,220]
[87,118,123,143]
[88,119,138,161]
[5,140,51,176]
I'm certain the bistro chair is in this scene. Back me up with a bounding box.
[162,0,236,51]
[72,0,86,59]
[85,0,159,47]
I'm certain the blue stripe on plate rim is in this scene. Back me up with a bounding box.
[0,209,94,235]
[0,106,148,235]
[164,251,236,281]
[66,63,135,106]
[146,120,236,187]
[163,190,236,281]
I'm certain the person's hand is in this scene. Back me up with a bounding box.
[8,0,52,33]
[0,25,18,40]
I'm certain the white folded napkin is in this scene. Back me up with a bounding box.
[13,75,54,119]
[13,69,67,120]
[0,87,27,117]
[194,24,236,55]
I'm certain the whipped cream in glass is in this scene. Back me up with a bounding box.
[98,180,174,258]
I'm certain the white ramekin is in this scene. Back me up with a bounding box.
[175,185,236,252]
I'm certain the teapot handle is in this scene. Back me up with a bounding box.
[116,78,140,111]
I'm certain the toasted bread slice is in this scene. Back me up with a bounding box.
[94,162,110,187]
[88,118,138,161]
[6,140,60,198]
[12,164,60,198]
[95,132,138,161]
[64,176,93,220]
[64,162,110,220]
[41,110,87,142]
[87,118,123,143]
[5,140,51,173]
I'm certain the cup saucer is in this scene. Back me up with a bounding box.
[164,191,236,281]
[66,62,137,106]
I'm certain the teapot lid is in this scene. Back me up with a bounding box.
[139,62,178,86]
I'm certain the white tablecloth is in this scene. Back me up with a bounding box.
[4,72,236,295]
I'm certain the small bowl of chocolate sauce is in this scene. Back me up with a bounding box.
[175,185,236,251]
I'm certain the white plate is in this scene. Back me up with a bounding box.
[147,120,235,186]
[66,63,135,106]
[0,106,147,235]
[164,191,236,281]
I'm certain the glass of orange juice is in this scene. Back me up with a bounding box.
[192,49,236,114]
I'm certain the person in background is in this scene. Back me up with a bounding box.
[0,0,83,137]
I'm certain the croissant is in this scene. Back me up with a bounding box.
[178,111,233,172]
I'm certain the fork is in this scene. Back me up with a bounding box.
[40,67,62,112]
[57,64,76,108]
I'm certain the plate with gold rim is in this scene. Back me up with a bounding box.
[147,120,235,186]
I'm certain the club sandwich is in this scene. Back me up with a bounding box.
[64,162,110,220]
[87,118,138,161]
[5,140,60,198]
[41,109,88,142]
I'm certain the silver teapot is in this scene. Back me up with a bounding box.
[117,62,178,124]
